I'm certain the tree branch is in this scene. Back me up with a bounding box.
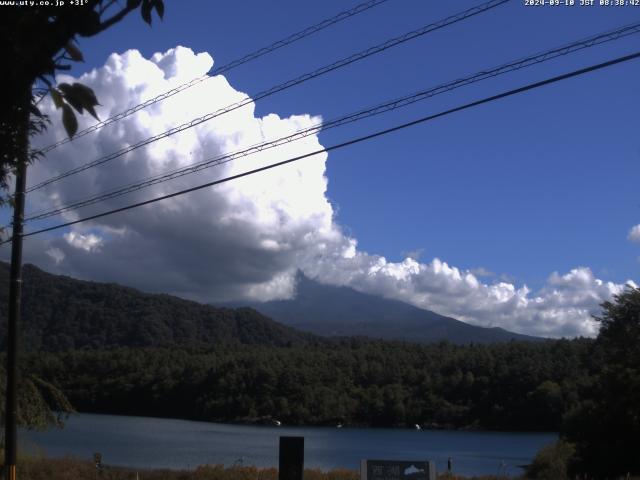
[88,3,138,36]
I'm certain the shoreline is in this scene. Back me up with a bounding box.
[66,410,559,435]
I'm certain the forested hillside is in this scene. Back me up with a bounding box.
[0,262,599,433]
[0,262,320,350]
[23,338,594,431]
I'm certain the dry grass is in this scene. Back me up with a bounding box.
[6,456,516,480]
[11,457,360,480]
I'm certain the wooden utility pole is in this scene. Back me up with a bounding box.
[4,92,29,480]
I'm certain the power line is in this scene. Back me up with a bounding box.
[25,0,509,194]
[36,0,391,155]
[5,49,638,245]
[22,20,640,223]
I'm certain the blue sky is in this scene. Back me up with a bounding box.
[4,0,640,337]
[68,0,639,289]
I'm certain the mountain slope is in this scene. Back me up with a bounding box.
[226,274,542,344]
[0,262,320,351]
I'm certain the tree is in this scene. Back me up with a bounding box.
[1,2,164,477]
[0,0,165,207]
[0,363,74,434]
[562,286,640,478]
[526,440,576,480]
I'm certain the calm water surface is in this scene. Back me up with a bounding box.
[22,413,556,477]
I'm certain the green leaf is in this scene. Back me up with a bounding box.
[61,90,84,114]
[85,104,99,121]
[154,0,164,20]
[141,0,152,25]
[72,83,99,106]
[57,83,72,97]
[62,104,78,139]
[50,88,64,109]
[58,83,100,120]
[71,83,100,117]
[64,41,84,62]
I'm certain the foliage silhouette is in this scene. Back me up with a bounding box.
[561,287,640,478]
[0,0,164,208]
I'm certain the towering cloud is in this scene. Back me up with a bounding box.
[6,46,635,338]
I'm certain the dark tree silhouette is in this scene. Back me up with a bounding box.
[0,0,164,207]
[0,0,164,445]
[562,286,640,478]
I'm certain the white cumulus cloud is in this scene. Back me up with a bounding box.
[628,224,640,243]
[6,46,635,338]
[305,252,636,338]
[20,46,343,302]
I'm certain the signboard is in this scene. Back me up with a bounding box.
[360,460,436,480]
[279,436,304,480]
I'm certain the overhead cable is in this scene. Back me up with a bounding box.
[36,0,392,154]
[5,49,638,245]
[26,0,509,193]
[23,20,640,222]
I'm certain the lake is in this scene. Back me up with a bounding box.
[22,413,557,478]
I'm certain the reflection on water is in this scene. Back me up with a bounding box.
[22,413,557,477]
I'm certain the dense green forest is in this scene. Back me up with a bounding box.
[23,339,594,432]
